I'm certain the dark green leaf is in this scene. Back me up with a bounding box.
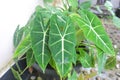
[13,25,24,48]
[80,1,91,10]
[105,56,116,69]
[68,0,78,10]
[13,34,31,59]
[68,70,77,80]
[78,49,94,67]
[26,49,35,67]
[49,58,57,70]
[49,14,76,77]
[24,12,36,37]
[76,30,85,44]
[44,0,53,3]
[30,7,51,71]
[11,68,22,80]
[71,10,115,56]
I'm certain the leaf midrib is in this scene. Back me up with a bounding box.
[78,15,112,53]
[55,15,71,74]
[86,15,112,53]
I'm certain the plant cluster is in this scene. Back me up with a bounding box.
[12,0,116,80]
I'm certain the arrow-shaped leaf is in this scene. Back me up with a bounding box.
[13,25,24,48]
[30,8,51,71]
[49,14,76,77]
[13,34,31,59]
[71,10,115,56]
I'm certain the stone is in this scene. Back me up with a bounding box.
[82,70,88,75]
[37,76,42,80]
[53,78,56,80]
[90,68,96,73]
[117,56,120,62]
[116,77,120,80]
[115,72,120,77]
[28,67,33,74]
[116,64,120,69]
[96,76,101,80]
[109,73,114,78]
[102,78,108,80]
[114,45,117,49]
[31,76,36,80]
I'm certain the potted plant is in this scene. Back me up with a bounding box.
[12,0,116,80]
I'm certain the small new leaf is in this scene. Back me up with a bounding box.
[97,49,106,73]
[80,1,91,10]
[11,68,22,80]
[26,49,35,67]
[105,56,116,69]
[68,70,77,80]
[13,25,24,48]
[68,0,78,10]
[13,34,31,59]
[78,49,94,68]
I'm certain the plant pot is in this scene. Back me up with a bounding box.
[32,63,82,80]
[32,63,60,80]
[0,59,30,80]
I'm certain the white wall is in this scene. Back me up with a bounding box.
[0,0,43,77]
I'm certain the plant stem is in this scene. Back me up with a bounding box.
[62,78,66,80]
[19,57,26,61]
[60,77,62,80]
[20,67,28,75]
[16,62,21,73]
